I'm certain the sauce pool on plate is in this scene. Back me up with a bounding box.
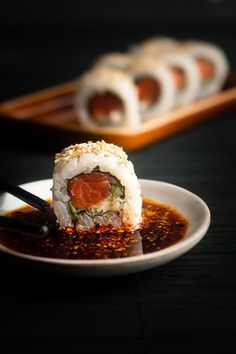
[0,199,188,260]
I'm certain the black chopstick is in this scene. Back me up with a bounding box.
[0,179,51,213]
[0,215,49,237]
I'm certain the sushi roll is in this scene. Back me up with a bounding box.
[159,49,200,107]
[74,66,140,128]
[183,41,229,99]
[130,36,179,56]
[127,57,176,119]
[52,141,142,232]
[94,52,133,70]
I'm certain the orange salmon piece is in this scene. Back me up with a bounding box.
[68,172,110,208]
[196,58,215,80]
[170,67,185,89]
[135,76,160,103]
[88,92,123,123]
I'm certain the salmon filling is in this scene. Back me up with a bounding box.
[196,57,215,81]
[88,92,124,126]
[170,67,186,90]
[135,76,160,106]
[68,172,110,209]
[67,170,125,230]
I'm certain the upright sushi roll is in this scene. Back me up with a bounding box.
[94,52,133,70]
[52,141,142,232]
[127,57,176,119]
[74,67,140,128]
[183,41,229,99]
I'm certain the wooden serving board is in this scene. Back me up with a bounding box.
[1,74,236,151]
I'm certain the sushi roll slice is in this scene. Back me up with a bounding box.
[52,141,142,232]
[94,52,133,70]
[159,49,200,107]
[74,67,140,128]
[183,41,229,99]
[127,57,176,119]
[130,36,179,56]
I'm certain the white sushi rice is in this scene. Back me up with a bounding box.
[94,52,133,70]
[183,41,229,99]
[74,66,140,128]
[52,141,142,231]
[130,36,179,56]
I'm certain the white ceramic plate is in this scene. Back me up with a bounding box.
[0,179,210,276]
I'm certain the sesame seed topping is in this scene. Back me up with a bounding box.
[55,140,128,165]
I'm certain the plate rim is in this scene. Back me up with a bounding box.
[0,178,211,266]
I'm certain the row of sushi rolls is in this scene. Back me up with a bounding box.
[74,36,229,128]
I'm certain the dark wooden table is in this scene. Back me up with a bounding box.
[0,28,236,354]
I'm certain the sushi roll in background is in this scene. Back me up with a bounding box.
[94,52,133,70]
[159,49,201,107]
[183,41,229,99]
[130,36,179,56]
[74,66,140,128]
[127,57,177,119]
[52,141,142,232]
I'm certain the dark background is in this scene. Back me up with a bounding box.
[0,1,236,354]
[1,0,236,101]
[1,0,236,28]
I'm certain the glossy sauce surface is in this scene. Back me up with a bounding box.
[0,199,188,260]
